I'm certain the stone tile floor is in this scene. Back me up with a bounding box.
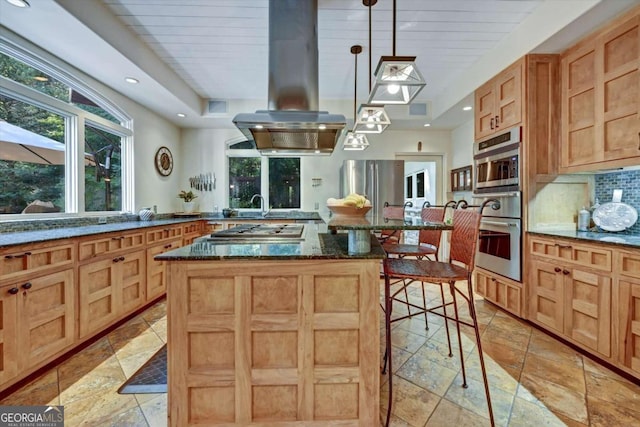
[2,280,640,426]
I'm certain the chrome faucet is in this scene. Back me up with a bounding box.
[250,194,267,216]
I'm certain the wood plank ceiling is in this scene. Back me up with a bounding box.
[102,0,543,104]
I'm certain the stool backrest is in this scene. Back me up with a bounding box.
[380,204,406,243]
[418,207,446,248]
[449,208,482,270]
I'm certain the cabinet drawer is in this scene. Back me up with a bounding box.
[182,221,202,235]
[475,269,522,317]
[529,237,612,271]
[617,250,640,279]
[1,242,75,282]
[78,231,144,261]
[146,226,183,245]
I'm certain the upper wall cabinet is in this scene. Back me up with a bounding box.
[560,8,640,172]
[475,59,524,140]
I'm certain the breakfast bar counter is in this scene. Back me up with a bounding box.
[156,224,384,426]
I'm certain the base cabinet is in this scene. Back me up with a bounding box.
[0,270,75,384]
[146,239,182,301]
[474,268,522,317]
[78,250,145,338]
[528,236,613,358]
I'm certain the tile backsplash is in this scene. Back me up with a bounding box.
[595,169,640,234]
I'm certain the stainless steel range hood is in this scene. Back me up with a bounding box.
[233,0,346,155]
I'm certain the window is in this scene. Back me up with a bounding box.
[227,149,301,210]
[0,41,132,217]
[0,95,66,214]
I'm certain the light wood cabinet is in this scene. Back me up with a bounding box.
[528,236,612,357]
[146,238,182,301]
[475,59,524,140]
[560,9,640,171]
[0,270,75,383]
[78,231,144,262]
[0,241,74,284]
[167,259,380,426]
[78,249,145,338]
[474,268,522,317]
[182,221,203,246]
[146,225,183,246]
[0,284,18,385]
[616,250,640,376]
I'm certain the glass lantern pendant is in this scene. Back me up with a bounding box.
[342,131,370,151]
[367,56,426,105]
[354,104,390,134]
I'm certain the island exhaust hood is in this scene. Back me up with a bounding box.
[233,0,346,155]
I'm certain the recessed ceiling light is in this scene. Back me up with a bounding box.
[462,106,472,111]
[423,123,431,127]
[318,124,326,130]
[124,77,139,84]
[177,113,186,118]
[6,0,30,8]
[255,125,264,129]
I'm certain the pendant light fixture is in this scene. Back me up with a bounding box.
[343,45,370,151]
[354,0,390,134]
[367,0,426,105]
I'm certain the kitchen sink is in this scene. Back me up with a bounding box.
[209,223,305,241]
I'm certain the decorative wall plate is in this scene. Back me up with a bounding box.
[592,202,638,232]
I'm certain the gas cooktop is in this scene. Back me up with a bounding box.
[209,223,304,240]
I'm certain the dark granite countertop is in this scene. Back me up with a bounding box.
[0,218,203,248]
[528,229,640,250]
[156,224,386,260]
[207,211,323,222]
[328,213,452,231]
[0,211,324,249]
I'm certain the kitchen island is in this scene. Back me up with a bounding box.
[156,223,385,426]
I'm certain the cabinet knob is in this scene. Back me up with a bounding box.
[562,269,570,275]
[164,244,172,249]
[21,282,32,290]
[113,257,120,263]
[119,256,125,261]
[8,287,19,295]
[554,267,561,273]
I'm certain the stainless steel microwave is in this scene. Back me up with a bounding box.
[474,127,521,193]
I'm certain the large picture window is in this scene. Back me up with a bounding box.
[0,41,132,217]
[227,152,301,210]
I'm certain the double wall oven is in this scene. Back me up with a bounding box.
[472,126,522,282]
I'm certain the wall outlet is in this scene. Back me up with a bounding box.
[98,217,107,224]
[314,202,319,210]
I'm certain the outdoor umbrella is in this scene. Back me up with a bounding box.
[0,120,67,165]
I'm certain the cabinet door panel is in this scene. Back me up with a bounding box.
[18,269,75,367]
[0,286,18,385]
[78,259,119,338]
[618,278,640,374]
[475,82,495,140]
[496,62,523,130]
[147,239,181,301]
[565,269,611,356]
[120,250,146,314]
[529,260,564,332]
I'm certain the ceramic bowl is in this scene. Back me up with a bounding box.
[327,205,372,217]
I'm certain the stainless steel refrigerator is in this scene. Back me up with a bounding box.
[340,160,405,218]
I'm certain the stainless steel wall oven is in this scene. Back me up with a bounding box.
[473,126,522,282]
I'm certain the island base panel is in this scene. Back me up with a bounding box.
[167,259,380,426]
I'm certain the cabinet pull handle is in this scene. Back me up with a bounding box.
[164,244,172,249]
[8,287,19,295]
[5,251,32,259]
[119,256,125,261]
[111,237,120,241]
[495,115,499,128]
[554,267,561,273]
[490,117,494,130]
[638,131,639,150]
[555,244,572,249]
[22,282,32,290]
[562,269,570,275]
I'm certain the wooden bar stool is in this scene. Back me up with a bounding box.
[382,199,499,427]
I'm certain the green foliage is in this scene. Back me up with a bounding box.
[178,190,198,202]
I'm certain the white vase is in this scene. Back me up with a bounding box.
[183,201,195,213]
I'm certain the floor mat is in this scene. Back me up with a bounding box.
[118,344,167,394]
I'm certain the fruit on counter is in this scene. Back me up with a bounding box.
[326,193,371,208]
